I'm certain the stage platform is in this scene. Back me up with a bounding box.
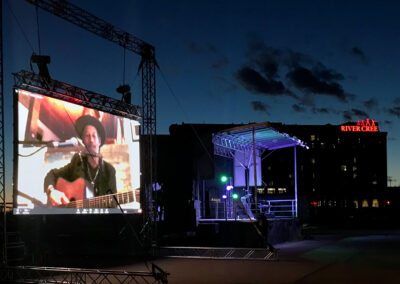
[159,218,303,248]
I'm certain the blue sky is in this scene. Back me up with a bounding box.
[4,0,400,199]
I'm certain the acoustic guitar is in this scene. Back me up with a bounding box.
[54,177,139,208]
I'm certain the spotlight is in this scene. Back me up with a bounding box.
[220,175,228,183]
[226,185,233,191]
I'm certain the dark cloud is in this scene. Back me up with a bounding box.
[363,98,378,110]
[342,108,369,121]
[311,107,330,114]
[257,56,279,78]
[207,44,217,53]
[286,67,352,102]
[235,66,288,95]
[246,37,310,71]
[313,63,344,81]
[343,111,352,121]
[383,120,393,126]
[211,57,229,69]
[351,47,368,63]
[387,106,400,118]
[238,36,353,104]
[292,104,306,113]
[251,101,269,113]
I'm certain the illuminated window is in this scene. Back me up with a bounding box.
[372,180,378,185]
[353,157,357,163]
[311,158,315,164]
[338,137,341,144]
[320,142,325,149]
[289,174,293,178]
[341,165,347,172]
[362,199,369,208]
[267,188,275,194]
[267,166,272,171]
[310,135,315,141]
[257,187,264,194]
[353,200,359,208]
[372,199,379,208]
[353,173,357,179]
[352,166,357,171]
[312,188,316,192]
[278,188,287,194]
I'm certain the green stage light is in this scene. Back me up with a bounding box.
[220,175,228,183]
[232,193,239,200]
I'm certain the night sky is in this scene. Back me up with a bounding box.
[4,0,400,199]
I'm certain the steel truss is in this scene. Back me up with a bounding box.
[0,265,168,284]
[0,0,6,266]
[23,0,158,243]
[23,0,157,135]
[13,70,140,120]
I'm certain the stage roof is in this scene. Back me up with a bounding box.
[212,122,308,158]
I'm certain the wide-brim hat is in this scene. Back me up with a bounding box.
[75,115,106,146]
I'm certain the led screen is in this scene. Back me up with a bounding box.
[14,89,141,214]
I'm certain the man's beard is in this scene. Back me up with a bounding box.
[82,148,101,157]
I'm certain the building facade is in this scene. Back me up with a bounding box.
[262,120,387,220]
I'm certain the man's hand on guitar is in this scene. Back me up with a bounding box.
[48,185,70,206]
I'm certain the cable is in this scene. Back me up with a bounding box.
[35,5,41,55]
[5,0,35,52]
[123,47,126,85]
[18,146,46,157]
[158,67,214,163]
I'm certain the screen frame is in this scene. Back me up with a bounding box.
[13,87,142,215]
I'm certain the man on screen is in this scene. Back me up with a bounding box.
[44,115,117,207]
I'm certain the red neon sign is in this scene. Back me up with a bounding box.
[341,118,378,132]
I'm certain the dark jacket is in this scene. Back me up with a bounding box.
[44,152,116,200]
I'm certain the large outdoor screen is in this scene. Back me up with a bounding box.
[14,88,141,214]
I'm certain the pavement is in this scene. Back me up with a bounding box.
[113,228,400,283]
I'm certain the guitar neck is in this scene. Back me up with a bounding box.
[64,191,137,209]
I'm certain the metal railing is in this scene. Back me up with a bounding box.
[200,199,297,220]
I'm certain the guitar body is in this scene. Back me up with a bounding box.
[55,177,87,202]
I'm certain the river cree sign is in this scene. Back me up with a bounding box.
[340,118,379,132]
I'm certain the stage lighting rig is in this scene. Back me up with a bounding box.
[30,54,51,80]
[116,84,131,104]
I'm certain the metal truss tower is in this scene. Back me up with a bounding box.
[0,0,7,264]
[19,0,157,245]
[0,0,7,265]
[23,0,157,136]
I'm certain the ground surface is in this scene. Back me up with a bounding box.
[115,228,400,283]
